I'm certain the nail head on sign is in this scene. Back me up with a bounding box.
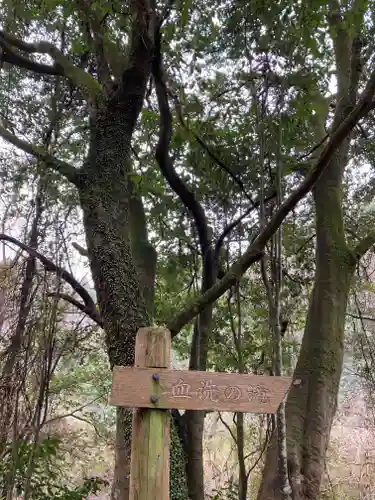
[150,395,158,404]
[152,373,160,382]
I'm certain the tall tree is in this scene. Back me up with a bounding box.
[1,2,375,499]
[257,2,375,498]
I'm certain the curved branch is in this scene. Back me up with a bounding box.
[0,31,104,103]
[152,30,210,256]
[0,234,100,325]
[1,43,64,76]
[168,69,375,337]
[48,292,103,327]
[0,124,79,185]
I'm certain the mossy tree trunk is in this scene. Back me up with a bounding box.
[257,10,374,499]
[79,105,149,500]
[78,97,188,499]
[257,163,357,499]
[0,3,189,497]
[67,9,189,499]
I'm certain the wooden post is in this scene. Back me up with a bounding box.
[129,327,171,500]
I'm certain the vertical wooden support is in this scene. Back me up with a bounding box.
[130,327,171,500]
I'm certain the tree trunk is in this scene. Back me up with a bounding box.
[236,412,247,500]
[184,312,211,500]
[185,409,205,500]
[257,146,356,499]
[110,179,158,500]
[256,19,365,494]
[80,110,146,500]
[185,263,214,500]
[79,101,188,500]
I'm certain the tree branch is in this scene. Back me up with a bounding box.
[213,190,276,265]
[1,39,64,76]
[353,230,375,259]
[217,412,237,444]
[72,242,89,257]
[43,394,105,426]
[168,69,375,337]
[112,0,156,132]
[0,30,104,103]
[0,124,79,185]
[153,27,217,374]
[48,292,103,327]
[0,234,101,326]
[346,312,375,322]
[152,29,210,256]
[171,91,256,206]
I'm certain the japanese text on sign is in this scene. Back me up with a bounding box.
[111,366,293,413]
[170,378,270,403]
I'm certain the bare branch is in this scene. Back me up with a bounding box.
[246,421,272,479]
[43,394,106,426]
[213,190,276,264]
[168,70,375,337]
[346,312,375,322]
[0,234,100,326]
[217,412,237,444]
[171,91,256,206]
[48,292,103,327]
[0,124,79,185]
[72,242,89,257]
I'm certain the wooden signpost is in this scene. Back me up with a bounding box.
[110,327,293,500]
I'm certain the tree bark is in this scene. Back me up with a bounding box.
[184,255,215,500]
[236,412,247,500]
[256,13,369,495]
[256,130,357,500]
[79,109,146,500]
[79,99,188,500]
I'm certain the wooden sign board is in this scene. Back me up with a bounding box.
[111,366,292,414]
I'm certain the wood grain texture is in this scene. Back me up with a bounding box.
[129,328,171,500]
[111,366,292,414]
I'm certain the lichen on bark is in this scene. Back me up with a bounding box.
[78,100,188,499]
